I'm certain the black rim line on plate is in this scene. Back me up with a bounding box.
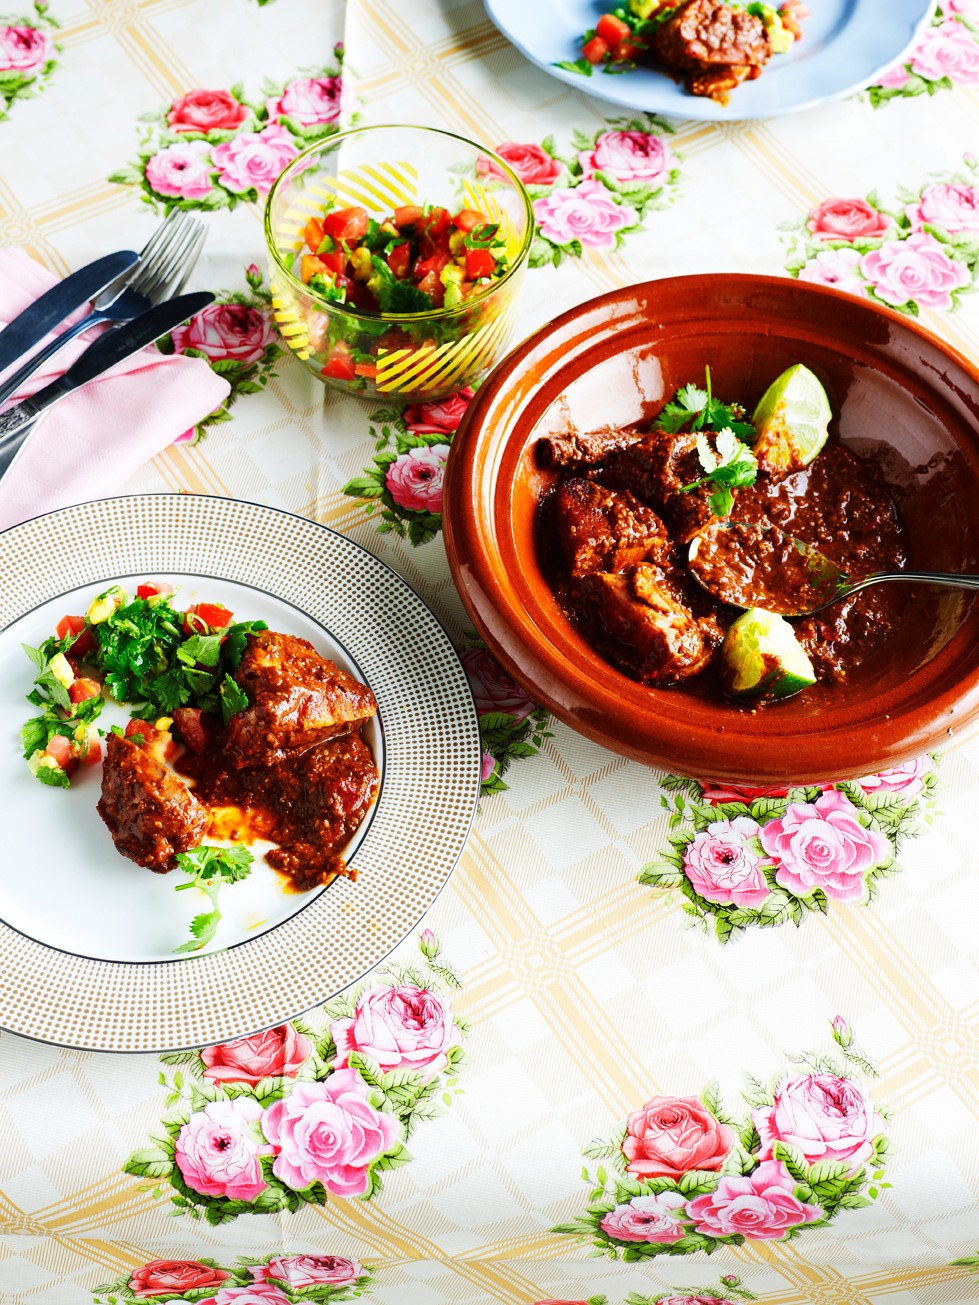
[0,494,482,1052]
[0,569,388,965]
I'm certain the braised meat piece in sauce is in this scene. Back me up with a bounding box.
[575,564,721,683]
[227,630,377,767]
[599,428,716,544]
[97,732,208,873]
[554,478,672,578]
[652,0,772,102]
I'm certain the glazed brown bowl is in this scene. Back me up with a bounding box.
[442,274,979,784]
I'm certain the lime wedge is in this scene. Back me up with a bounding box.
[751,364,832,479]
[720,607,816,702]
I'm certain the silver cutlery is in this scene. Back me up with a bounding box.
[0,249,139,377]
[0,212,206,406]
[0,290,216,484]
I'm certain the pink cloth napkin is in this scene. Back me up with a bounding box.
[0,247,230,531]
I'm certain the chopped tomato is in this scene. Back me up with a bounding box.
[414,252,450,281]
[583,35,610,63]
[319,250,347,277]
[56,614,98,659]
[136,580,174,600]
[68,676,101,705]
[301,254,332,285]
[304,216,325,253]
[44,734,77,775]
[354,362,378,378]
[79,732,101,766]
[416,271,445,307]
[125,718,160,744]
[424,207,451,237]
[172,706,214,755]
[394,205,424,228]
[321,344,357,382]
[452,209,488,234]
[596,12,632,45]
[612,38,644,60]
[386,242,411,280]
[183,602,234,635]
[465,247,497,280]
[322,206,370,244]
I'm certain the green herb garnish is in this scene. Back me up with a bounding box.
[655,367,756,440]
[369,256,434,313]
[681,427,759,518]
[173,845,255,953]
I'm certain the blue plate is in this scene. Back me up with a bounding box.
[484,0,937,121]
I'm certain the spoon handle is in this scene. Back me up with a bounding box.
[856,570,979,593]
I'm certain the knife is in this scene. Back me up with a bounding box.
[0,250,140,377]
[0,290,215,480]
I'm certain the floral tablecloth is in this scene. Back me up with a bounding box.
[3,1,979,1302]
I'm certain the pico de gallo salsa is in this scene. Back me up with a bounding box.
[294,199,510,385]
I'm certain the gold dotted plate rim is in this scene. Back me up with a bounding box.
[0,494,481,1053]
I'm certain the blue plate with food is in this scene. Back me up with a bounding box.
[484,0,937,120]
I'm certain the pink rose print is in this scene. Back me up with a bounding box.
[806,197,891,241]
[910,19,979,83]
[578,129,676,187]
[754,1073,885,1174]
[480,751,497,782]
[946,0,979,17]
[862,230,970,310]
[700,781,792,803]
[461,647,536,721]
[129,1261,229,1298]
[262,1068,401,1197]
[385,443,451,512]
[211,1288,290,1305]
[686,1159,823,1240]
[144,140,214,201]
[331,984,461,1080]
[760,789,889,900]
[797,248,868,298]
[533,179,637,250]
[167,89,248,134]
[200,1023,313,1086]
[875,62,912,89]
[266,76,346,128]
[0,23,52,73]
[907,182,979,234]
[250,1256,361,1288]
[623,1095,734,1181]
[599,1191,688,1243]
[171,303,275,367]
[658,1299,736,1305]
[477,142,562,187]
[682,816,771,909]
[211,123,299,196]
[173,1098,271,1201]
[855,755,929,797]
[402,386,474,435]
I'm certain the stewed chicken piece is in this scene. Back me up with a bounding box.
[651,0,772,102]
[97,732,209,873]
[227,630,377,768]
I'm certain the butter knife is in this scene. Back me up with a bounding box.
[0,290,215,481]
[0,250,140,377]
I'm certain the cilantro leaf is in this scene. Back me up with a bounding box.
[172,845,254,953]
[681,426,758,517]
[369,256,434,313]
[221,620,267,671]
[655,368,755,440]
[219,674,249,726]
[21,709,74,760]
[29,756,71,788]
[177,633,223,667]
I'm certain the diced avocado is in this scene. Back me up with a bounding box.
[751,363,832,480]
[48,652,75,690]
[629,0,661,17]
[87,587,124,625]
[348,246,372,282]
[441,261,465,309]
[720,608,816,702]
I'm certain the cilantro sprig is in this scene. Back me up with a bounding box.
[681,427,759,518]
[655,366,756,440]
[173,845,254,953]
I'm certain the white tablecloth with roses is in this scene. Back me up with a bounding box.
[3,1,979,1304]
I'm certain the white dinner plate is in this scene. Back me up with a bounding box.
[484,0,937,122]
[0,495,481,1052]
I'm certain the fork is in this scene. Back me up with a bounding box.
[0,212,207,406]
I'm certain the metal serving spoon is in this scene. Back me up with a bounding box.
[687,520,979,617]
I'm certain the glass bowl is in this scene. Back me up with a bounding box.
[264,124,534,403]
